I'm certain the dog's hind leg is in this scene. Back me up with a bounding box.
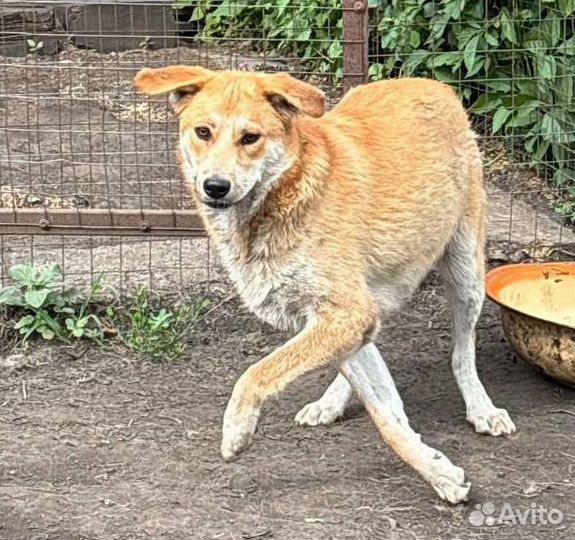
[438,221,516,436]
[295,373,353,426]
[341,343,470,504]
[295,351,411,427]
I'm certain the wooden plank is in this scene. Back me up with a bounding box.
[0,208,207,237]
[342,0,369,93]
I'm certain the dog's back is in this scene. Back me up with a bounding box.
[290,77,484,311]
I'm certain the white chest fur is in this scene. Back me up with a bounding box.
[208,209,315,331]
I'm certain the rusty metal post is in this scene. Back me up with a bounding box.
[342,0,369,93]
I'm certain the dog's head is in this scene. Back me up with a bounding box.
[134,66,325,210]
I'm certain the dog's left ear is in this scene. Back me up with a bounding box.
[133,65,213,113]
[261,73,325,118]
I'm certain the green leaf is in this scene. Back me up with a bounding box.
[402,50,430,75]
[484,30,499,47]
[381,28,400,49]
[9,264,36,286]
[516,80,539,98]
[296,29,311,42]
[457,27,480,48]
[556,73,574,103]
[77,317,89,328]
[463,35,479,73]
[409,30,420,48]
[540,113,573,144]
[525,135,538,153]
[559,36,575,56]
[14,314,35,329]
[0,286,25,306]
[426,52,462,68]
[443,0,465,20]
[35,310,62,334]
[368,63,384,80]
[189,6,206,22]
[559,0,575,15]
[328,40,342,58]
[24,288,49,309]
[500,9,518,44]
[211,2,234,17]
[37,264,62,287]
[492,107,512,134]
[465,56,484,77]
[72,328,84,338]
[540,13,561,47]
[508,101,539,128]
[524,39,546,53]
[535,55,556,80]
[554,168,575,186]
[486,79,511,93]
[431,66,458,83]
[470,94,502,114]
[40,327,55,340]
[531,138,550,161]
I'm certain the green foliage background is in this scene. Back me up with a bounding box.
[179,0,575,220]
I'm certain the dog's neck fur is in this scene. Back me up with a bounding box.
[198,120,330,270]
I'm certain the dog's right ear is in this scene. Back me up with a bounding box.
[133,65,212,114]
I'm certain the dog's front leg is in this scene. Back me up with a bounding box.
[221,304,377,461]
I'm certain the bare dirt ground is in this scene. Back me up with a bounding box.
[1,275,575,540]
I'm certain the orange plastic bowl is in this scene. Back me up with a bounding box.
[486,262,575,386]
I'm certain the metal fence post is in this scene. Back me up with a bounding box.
[342,0,369,93]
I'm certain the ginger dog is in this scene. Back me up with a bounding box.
[134,66,516,503]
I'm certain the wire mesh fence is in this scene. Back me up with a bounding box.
[0,0,574,296]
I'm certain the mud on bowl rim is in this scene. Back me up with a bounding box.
[485,261,575,331]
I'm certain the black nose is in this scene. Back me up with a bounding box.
[203,176,231,199]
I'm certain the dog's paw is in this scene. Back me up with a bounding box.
[221,407,260,462]
[468,407,516,437]
[295,400,344,426]
[431,471,471,504]
[427,455,471,504]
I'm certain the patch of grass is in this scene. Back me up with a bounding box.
[0,264,106,344]
[116,287,210,362]
[0,264,209,361]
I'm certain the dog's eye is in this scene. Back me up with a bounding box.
[241,132,261,146]
[195,126,211,141]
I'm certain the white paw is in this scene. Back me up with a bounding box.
[295,400,345,426]
[431,470,471,504]
[221,406,259,462]
[468,407,516,437]
[427,454,471,504]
